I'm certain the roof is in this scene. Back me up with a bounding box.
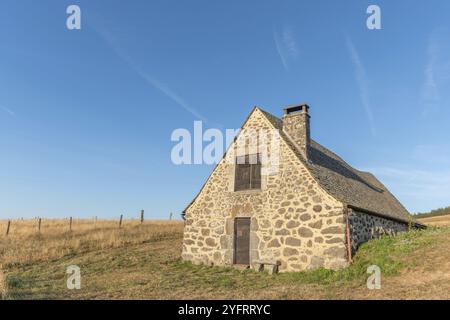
[184,107,423,228]
[258,108,423,227]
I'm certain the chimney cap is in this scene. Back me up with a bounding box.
[283,103,310,115]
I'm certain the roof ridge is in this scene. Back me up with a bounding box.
[256,109,385,190]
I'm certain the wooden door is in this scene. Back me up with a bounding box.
[234,218,251,265]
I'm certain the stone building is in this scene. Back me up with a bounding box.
[181,104,424,272]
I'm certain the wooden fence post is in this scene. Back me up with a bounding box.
[6,220,11,236]
[119,214,123,228]
[69,217,73,232]
[140,210,144,224]
[38,218,42,233]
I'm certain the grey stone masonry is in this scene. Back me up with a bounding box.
[182,108,349,272]
[182,106,415,273]
[282,104,311,161]
[348,209,409,254]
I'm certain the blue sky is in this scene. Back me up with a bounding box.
[1,0,450,219]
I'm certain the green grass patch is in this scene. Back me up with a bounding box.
[279,227,447,285]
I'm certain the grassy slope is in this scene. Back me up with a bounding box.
[2,221,450,300]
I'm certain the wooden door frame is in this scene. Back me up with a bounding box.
[233,217,251,265]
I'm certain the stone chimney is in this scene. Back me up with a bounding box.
[282,103,310,161]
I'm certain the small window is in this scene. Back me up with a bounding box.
[234,154,261,191]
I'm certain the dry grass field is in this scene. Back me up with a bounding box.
[417,214,450,227]
[0,218,449,300]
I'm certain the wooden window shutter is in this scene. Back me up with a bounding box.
[234,154,261,191]
[235,156,251,191]
[250,161,261,189]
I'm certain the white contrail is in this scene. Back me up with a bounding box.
[0,105,15,116]
[421,33,440,116]
[346,37,376,136]
[274,26,299,71]
[91,24,211,125]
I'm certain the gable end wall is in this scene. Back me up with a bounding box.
[182,109,349,272]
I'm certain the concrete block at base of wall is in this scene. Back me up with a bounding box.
[253,263,264,272]
[266,264,279,275]
[252,260,281,274]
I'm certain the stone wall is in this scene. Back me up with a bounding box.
[348,209,409,254]
[182,109,350,272]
